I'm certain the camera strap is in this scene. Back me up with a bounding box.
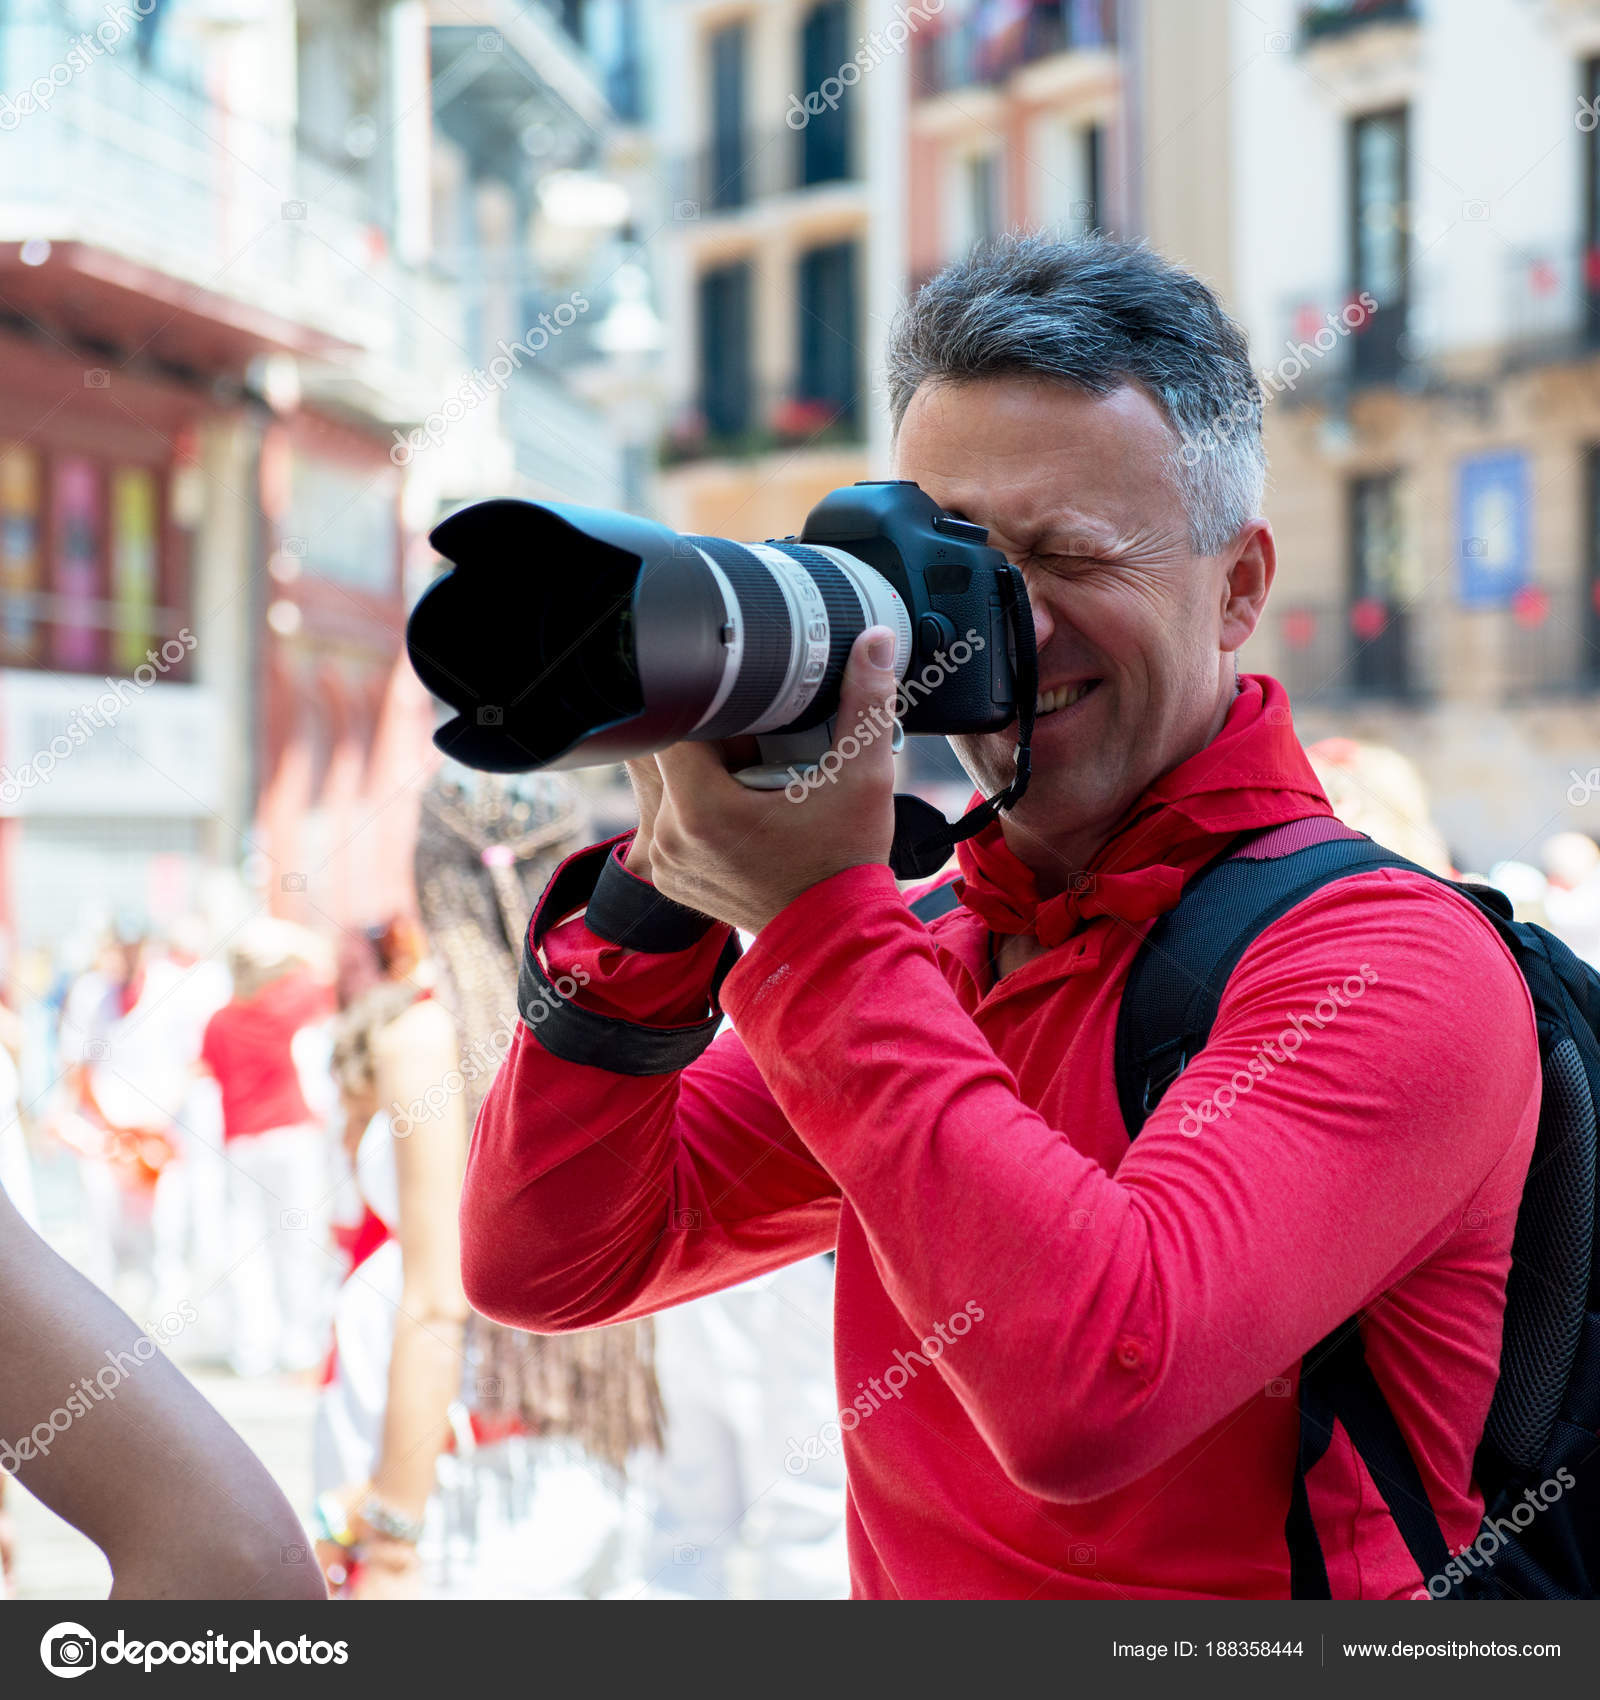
[889,563,1037,880]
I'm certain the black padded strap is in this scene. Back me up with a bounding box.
[586,839,718,953]
[1289,1319,1456,1598]
[908,877,962,924]
[520,836,741,1077]
[1114,830,1410,1137]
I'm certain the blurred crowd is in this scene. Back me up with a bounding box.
[0,765,847,1602]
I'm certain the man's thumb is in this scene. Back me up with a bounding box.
[836,626,899,743]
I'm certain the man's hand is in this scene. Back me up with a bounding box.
[630,627,900,933]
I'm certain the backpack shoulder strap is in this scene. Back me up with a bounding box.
[1114,819,1412,1137]
[908,876,963,925]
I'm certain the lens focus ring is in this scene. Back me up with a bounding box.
[770,545,865,732]
[686,538,794,740]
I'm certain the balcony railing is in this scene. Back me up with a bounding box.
[912,0,1116,98]
[672,128,856,213]
[1504,586,1600,700]
[1299,0,1419,46]
[1272,599,1431,705]
[0,23,454,374]
[1504,244,1600,369]
[659,388,865,467]
[1263,288,1411,401]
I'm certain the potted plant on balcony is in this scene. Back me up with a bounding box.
[769,395,842,446]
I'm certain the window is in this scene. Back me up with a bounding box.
[799,1,851,186]
[698,262,754,439]
[1585,447,1600,685]
[1348,473,1412,697]
[1348,108,1409,381]
[0,443,43,669]
[1032,115,1100,237]
[1583,58,1600,347]
[796,242,860,427]
[708,22,749,210]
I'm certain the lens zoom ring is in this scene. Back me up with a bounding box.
[687,538,794,739]
[773,545,863,731]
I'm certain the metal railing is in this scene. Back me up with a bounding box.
[911,0,1117,97]
[1270,598,1433,705]
[1299,0,1419,47]
[1503,244,1600,369]
[0,25,453,372]
[671,127,857,213]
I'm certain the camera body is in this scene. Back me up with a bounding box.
[788,481,1014,736]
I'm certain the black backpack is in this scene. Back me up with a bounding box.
[910,819,1600,1599]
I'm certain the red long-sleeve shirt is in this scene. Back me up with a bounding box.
[462,677,1540,1598]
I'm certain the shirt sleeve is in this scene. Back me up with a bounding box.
[718,860,1541,1504]
[460,833,839,1331]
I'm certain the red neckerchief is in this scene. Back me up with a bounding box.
[954,675,1333,949]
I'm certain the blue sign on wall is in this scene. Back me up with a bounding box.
[1457,451,1531,609]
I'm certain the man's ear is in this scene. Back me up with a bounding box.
[1219,520,1275,654]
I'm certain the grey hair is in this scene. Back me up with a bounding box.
[885,232,1265,555]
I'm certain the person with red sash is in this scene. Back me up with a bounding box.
[460,234,1539,1599]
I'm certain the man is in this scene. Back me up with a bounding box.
[461,235,1539,1598]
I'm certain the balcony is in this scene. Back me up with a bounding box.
[912,0,1117,98]
[672,128,855,215]
[1299,0,1419,45]
[1503,244,1600,370]
[0,34,452,392]
[1272,599,1431,705]
[1504,586,1600,699]
[1263,288,1411,403]
[659,390,865,468]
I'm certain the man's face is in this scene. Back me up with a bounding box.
[893,375,1265,873]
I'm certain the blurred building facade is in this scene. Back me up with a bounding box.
[647,0,908,537]
[0,0,644,960]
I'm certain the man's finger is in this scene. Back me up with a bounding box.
[833,626,900,759]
